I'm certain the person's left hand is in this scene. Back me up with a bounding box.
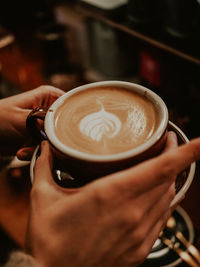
[0,85,64,155]
[26,133,200,267]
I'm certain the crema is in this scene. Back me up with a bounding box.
[54,87,159,155]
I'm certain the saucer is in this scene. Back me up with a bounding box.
[167,121,195,207]
[141,205,195,267]
[30,121,196,205]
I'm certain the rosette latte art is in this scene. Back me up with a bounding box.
[79,106,121,142]
[54,87,158,155]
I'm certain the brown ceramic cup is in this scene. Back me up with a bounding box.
[27,81,169,186]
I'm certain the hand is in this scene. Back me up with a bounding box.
[0,85,64,155]
[26,131,200,267]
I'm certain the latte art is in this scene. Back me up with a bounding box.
[126,108,154,140]
[54,86,159,155]
[79,107,121,142]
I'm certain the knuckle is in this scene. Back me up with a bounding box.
[37,85,55,91]
[159,163,174,181]
[120,208,143,230]
[30,180,47,200]
[160,168,170,180]
[90,186,110,209]
[165,183,176,205]
[34,85,60,98]
[190,148,199,163]
[121,212,135,228]
[131,229,146,244]
[30,186,39,200]
[92,182,123,206]
[131,208,143,226]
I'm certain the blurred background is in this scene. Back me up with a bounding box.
[0,0,200,265]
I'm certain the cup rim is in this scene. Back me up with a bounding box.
[45,80,169,162]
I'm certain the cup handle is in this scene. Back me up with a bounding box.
[26,107,48,141]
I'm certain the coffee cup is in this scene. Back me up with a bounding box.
[27,81,169,187]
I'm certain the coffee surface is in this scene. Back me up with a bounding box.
[54,86,159,155]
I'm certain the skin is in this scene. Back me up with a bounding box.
[0,85,64,155]
[26,132,200,267]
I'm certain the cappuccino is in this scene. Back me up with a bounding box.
[54,86,159,155]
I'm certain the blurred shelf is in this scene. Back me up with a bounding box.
[74,4,200,66]
[83,68,140,83]
[0,26,15,49]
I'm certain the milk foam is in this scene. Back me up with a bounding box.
[79,106,121,142]
[54,87,158,155]
[127,108,150,139]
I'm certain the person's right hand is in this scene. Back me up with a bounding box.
[26,132,200,267]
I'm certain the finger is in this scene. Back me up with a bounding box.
[130,177,175,226]
[15,85,64,109]
[130,132,178,209]
[123,208,171,265]
[33,141,80,194]
[141,208,171,253]
[106,137,200,196]
[17,146,35,161]
[32,141,78,207]
[32,85,64,108]
[86,162,175,233]
[30,141,59,209]
[137,182,175,239]
[163,131,178,152]
[160,137,200,175]
[33,141,54,186]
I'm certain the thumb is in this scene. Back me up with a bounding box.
[33,141,54,187]
[163,131,178,153]
[33,141,76,200]
[30,141,63,209]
